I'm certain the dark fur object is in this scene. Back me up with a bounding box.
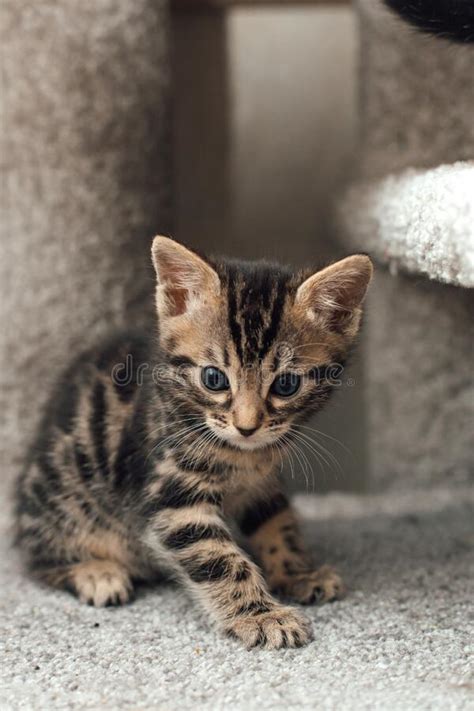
[384,0,474,42]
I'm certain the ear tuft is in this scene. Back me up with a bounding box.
[296,255,373,336]
[151,236,220,317]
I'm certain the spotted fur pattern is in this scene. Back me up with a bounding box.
[15,237,372,650]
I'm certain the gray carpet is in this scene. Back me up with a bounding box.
[1,486,472,711]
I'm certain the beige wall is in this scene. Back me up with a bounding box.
[229,7,357,264]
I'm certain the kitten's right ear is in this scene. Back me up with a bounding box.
[151,236,220,317]
[295,255,373,338]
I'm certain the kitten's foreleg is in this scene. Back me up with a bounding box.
[141,476,312,649]
[238,489,345,605]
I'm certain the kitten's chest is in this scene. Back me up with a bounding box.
[221,455,276,516]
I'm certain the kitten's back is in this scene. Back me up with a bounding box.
[15,330,153,568]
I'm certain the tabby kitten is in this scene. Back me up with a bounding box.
[16,237,372,650]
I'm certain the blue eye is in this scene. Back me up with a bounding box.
[271,372,301,398]
[201,366,230,392]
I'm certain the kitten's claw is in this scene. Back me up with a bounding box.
[226,606,313,650]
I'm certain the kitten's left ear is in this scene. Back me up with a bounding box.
[151,236,220,317]
[295,255,373,337]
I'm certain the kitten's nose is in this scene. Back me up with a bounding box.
[236,425,259,438]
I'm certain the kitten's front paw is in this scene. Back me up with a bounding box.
[226,606,313,650]
[279,565,346,605]
[69,560,134,607]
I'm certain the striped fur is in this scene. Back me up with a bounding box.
[15,237,372,650]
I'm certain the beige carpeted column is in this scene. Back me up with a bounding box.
[0,1,170,487]
[339,0,474,489]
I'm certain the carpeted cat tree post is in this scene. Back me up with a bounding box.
[0,1,170,489]
[340,0,474,489]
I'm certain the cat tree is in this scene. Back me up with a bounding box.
[1,4,472,707]
[340,0,474,489]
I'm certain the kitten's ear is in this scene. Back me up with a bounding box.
[295,255,373,337]
[151,236,220,317]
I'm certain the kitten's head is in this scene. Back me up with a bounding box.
[152,237,372,452]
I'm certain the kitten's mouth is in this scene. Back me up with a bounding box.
[231,436,269,452]
[207,423,284,452]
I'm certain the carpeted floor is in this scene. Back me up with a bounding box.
[1,486,472,711]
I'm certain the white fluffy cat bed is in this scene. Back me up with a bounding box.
[342,162,474,288]
[339,0,474,489]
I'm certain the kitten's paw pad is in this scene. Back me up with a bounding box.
[70,560,134,607]
[286,565,346,605]
[226,606,313,650]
